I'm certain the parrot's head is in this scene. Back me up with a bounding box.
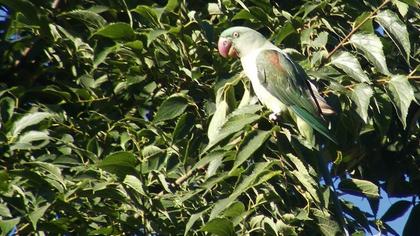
[218,26,267,58]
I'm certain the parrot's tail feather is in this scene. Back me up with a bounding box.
[290,105,338,144]
[308,81,335,116]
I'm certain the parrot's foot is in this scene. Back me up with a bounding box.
[269,113,279,121]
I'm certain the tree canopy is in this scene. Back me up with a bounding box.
[0,0,419,235]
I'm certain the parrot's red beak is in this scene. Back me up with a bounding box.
[218,37,238,58]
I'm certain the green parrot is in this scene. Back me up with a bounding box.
[218,26,337,144]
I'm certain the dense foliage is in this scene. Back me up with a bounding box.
[0,0,418,235]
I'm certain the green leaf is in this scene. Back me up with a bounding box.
[381,200,412,222]
[353,12,374,33]
[403,203,420,236]
[58,10,106,31]
[185,210,207,236]
[29,204,51,230]
[232,129,271,170]
[204,112,260,152]
[351,83,373,123]
[274,22,295,44]
[331,51,370,83]
[92,22,135,41]
[0,97,15,123]
[287,153,320,204]
[98,151,137,176]
[93,41,117,68]
[387,75,414,128]
[201,218,234,236]
[338,178,379,198]
[0,204,12,218]
[0,217,20,235]
[312,31,328,48]
[312,209,342,236]
[222,201,245,218]
[394,0,417,8]
[376,10,411,61]
[132,5,160,25]
[123,175,146,196]
[10,112,52,138]
[10,130,50,150]
[165,0,179,12]
[349,33,390,75]
[172,112,194,142]
[147,29,168,46]
[154,95,189,123]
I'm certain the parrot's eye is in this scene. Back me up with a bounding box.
[232,32,239,38]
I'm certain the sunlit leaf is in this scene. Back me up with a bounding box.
[387,75,415,128]
[376,10,411,61]
[331,51,370,83]
[338,178,379,198]
[201,218,234,236]
[351,83,373,123]
[28,204,51,230]
[10,112,52,138]
[349,33,390,75]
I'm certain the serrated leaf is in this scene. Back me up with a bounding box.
[28,204,51,230]
[172,112,194,142]
[338,178,379,198]
[154,95,189,123]
[387,75,414,128]
[351,83,373,123]
[376,10,411,61]
[98,151,137,176]
[10,112,52,138]
[123,175,146,196]
[381,200,412,222]
[0,204,12,218]
[312,31,328,48]
[0,217,20,235]
[287,154,320,204]
[210,162,271,219]
[92,22,135,41]
[59,10,106,31]
[274,22,295,44]
[201,218,234,236]
[331,51,370,83]
[132,5,160,25]
[93,41,117,68]
[10,130,50,150]
[185,210,207,236]
[349,33,390,75]
[312,208,342,236]
[222,201,245,218]
[204,112,260,152]
[147,29,167,46]
[353,12,374,33]
[232,129,271,170]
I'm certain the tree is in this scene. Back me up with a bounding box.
[0,0,418,235]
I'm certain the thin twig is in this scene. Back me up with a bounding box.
[325,0,391,61]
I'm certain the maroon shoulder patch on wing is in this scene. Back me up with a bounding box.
[263,50,286,73]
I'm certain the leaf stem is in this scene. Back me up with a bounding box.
[325,0,391,61]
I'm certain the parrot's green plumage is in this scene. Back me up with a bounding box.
[218,26,337,144]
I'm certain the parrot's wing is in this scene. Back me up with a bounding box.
[256,49,337,144]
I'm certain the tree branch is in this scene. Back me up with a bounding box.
[325,0,391,61]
